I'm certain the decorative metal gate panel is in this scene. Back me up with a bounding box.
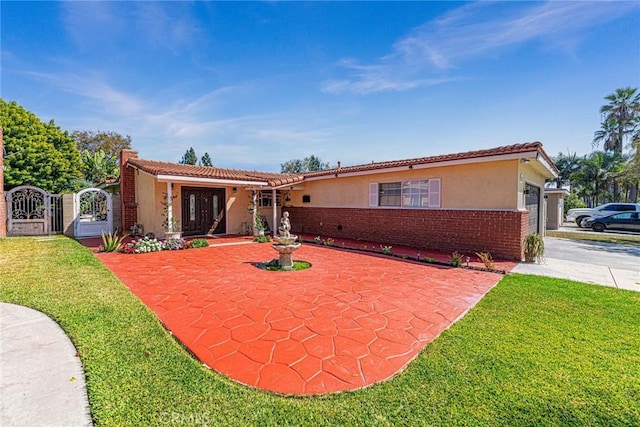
[6,186,52,236]
[49,194,63,234]
[74,188,113,237]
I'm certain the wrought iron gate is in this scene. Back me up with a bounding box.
[6,186,60,236]
[74,188,113,237]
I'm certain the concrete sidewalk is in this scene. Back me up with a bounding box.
[513,237,640,292]
[0,303,92,426]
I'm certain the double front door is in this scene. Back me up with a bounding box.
[181,187,226,236]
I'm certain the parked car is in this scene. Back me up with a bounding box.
[583,211,640,233]
[566,203,640,227]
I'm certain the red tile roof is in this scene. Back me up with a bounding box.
[126,158,304,186]
[126,142,557,186]
[304,142,558,178]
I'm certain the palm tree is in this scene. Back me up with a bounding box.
[592,87,640,200]
[593,87,640,153]
[573,152,619,206]
[552,151,581,189]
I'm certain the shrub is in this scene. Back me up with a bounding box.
[422,257,436,263]
[381,245,393,255]
[475,252,495,271]
[523,233,545,263]
[449,251,463,267]
[314,236,321,244]
[122,237,163,254]
[253,235,271,243]
[99,231,126,252]
[189,238,210,248]
[564,191,586,215]
[323,238,335,246]
[161,238,189,251]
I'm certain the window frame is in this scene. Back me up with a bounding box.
[370,179,440,208]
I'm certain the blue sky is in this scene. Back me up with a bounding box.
[2,1,639,171]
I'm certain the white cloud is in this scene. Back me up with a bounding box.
[23,69,338,167]
[61,1,202,54]
[324,1,639,95]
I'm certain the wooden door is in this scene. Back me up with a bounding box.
[181,188,226,236]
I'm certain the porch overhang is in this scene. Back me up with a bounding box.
[155,174,269,187]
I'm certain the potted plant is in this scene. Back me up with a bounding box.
[163,215,181,239]
[523,233,545,263]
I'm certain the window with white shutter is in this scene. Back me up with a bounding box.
[428,179,441,208]
[369,183,379,207]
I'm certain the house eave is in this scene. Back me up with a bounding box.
[304,151,556,181]
[156,174,269,187]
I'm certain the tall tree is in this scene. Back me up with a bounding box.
[0,99,83,193]
[552,151,581,189]
[73,130,132,159]
[180,147,197,165]
[572,151,626,206]
[592,87,640,200]
[281,154,330,173]
[593,87,640,153]
[200,152,213,167]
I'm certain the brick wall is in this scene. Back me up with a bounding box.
[120,150,138,235]
[286,207,528,260]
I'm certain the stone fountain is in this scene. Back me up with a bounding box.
[272,211,301,270]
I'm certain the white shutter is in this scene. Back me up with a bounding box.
[369,183,379,207]
[428,179,441,208]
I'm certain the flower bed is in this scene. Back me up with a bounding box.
[121,237,209,254]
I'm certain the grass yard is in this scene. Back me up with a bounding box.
[547,230,640,245]
[1,236,639,426]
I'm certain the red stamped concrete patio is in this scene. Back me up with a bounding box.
[97,238,503,395]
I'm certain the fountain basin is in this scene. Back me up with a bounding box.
[271,240,301,270]
[273,235,299,246]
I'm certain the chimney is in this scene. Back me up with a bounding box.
[120,149,139,235]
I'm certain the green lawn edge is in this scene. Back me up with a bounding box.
[547,230,640,245]
[1,236,638,426]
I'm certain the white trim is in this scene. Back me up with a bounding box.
[166,182,174,232]
[272,188,277,237]
[156,174,268,187]
[304,151,544,181]
[270,183,305,190]
[536,154,558,178]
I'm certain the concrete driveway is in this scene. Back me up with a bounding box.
[513,237,640,292]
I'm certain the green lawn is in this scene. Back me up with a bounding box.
[547,230,640,245]
[1,236,639,426]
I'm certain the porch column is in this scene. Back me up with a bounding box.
[166,182,174,232]
[272,188,277,237]
[252,190,257,235]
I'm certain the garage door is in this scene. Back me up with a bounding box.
[525,183,540,234]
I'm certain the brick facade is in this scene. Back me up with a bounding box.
[286,207,528,260]
[120,150,139,235]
